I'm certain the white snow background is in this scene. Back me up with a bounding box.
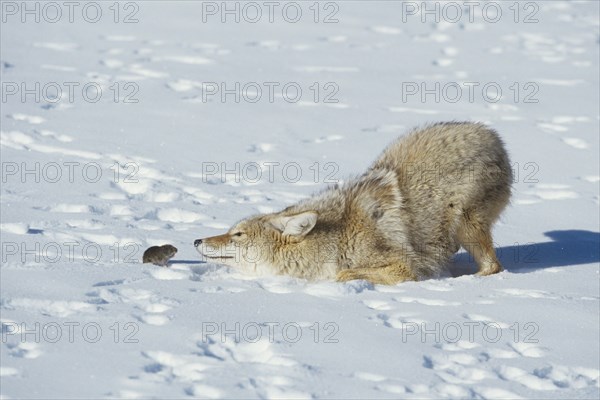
[1,1,599,399]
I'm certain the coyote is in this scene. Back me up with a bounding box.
[194,122,512,285]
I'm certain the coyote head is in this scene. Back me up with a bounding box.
[194,211,318,273]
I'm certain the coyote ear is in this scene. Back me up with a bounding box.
[270,211,318,238]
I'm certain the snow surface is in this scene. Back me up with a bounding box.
[1,1,599,399]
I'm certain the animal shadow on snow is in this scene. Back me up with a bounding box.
[451,230,600,276]
[170,260,205,265]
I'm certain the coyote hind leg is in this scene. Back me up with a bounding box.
[458,215,503,276]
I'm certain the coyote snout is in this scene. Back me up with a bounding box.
[194,234,236,260]
[194,122,512,285]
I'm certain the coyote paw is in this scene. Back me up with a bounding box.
[476,263,503,276]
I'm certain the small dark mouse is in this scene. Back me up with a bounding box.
[142,244,178,267]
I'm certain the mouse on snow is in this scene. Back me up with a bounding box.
[142,244,177,267]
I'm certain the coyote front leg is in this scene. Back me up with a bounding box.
[336,263,417,285]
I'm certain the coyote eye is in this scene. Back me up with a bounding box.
[233,232,244,237]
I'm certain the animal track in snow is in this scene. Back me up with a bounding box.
[100,58,124,68]
[496,365,557,390]
[7,113,46,124]
[508,342,548,358]
[313,135,343,143]
[550,115,590,124]
[423,353,493,384]
[442,47,459,56]
[375,312,428,329]
[533,364,599,390]
[34,42,79,51]
[304,280,373,298]
[480,348,520,359]
[191,337,314,398]
[375,383,408,395]
[148,267,189,281]
[361,124,405,134]
[247,143,274,153]
[494,288,557,299]
[0,367,20,377]
[109,205,134,217]
[256,279,295,294]
[419,281,455,292]
[413,32,451,43]
[473,386,523,399]
[48,204,92,214]
[582,175,600,183]
[145,192,180,203]
[319,35,347,43]
[3,298,94,317]
[103,35,136,42]
[523,184,578,201]
[137,314,170,326]
[185,384,223,399]
[433,58,454,67]
[294,66,359,73]
[1,223,33,235]
[562,137,588,149]
[40,64,76,72]
[1,130,102,159]
[462,313,510,329]
[156,208,206,223]
[537,122,569,133]
[6,342,43,359]
[388,106,440,115]
[181,186,215,203]
[166,79,204,92]
[296,100,350,109]
[246,39,282,50]
[370,26,403,35]
[124,64,169,80]
[537,78,584,86]
[435,340,481,352]
[354,371,387,382]
[86,286,177,326]
[361,299,392,311]
[152,55,213,65]
[141,349,212,384]
[429,382,472,398]
[395,296,460,306]
[98,192,128,201]
[202,221,230,230]
[34,129,73,142]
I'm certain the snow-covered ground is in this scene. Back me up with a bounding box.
[1,1,599,398]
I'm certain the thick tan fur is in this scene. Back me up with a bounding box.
[195,122,512,284]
